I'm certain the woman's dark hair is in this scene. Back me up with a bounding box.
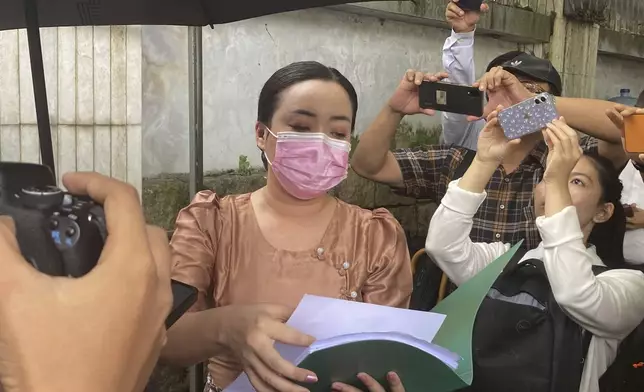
[584,152,626,268]
[486,50,525,72]
[257,61,358,169]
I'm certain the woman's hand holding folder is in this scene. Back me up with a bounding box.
[222,304,318,392]
[331,371,405,392]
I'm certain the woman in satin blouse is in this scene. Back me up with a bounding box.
[160,61,413,392]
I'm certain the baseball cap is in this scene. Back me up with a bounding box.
[501,53,562,96]
[486,50,525,72]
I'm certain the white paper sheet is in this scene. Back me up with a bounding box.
[225,295,447,391]
[298,331,459,369]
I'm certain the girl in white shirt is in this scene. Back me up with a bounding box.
[425,107,644,392]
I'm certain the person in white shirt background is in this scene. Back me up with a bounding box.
[425,104,644,392]
[440,0,543,149]
[617,90,644,265]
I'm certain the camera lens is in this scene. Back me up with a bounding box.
[540,96,547,102]
[535,99,541,104]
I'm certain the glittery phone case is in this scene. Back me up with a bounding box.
[498,93,559,140]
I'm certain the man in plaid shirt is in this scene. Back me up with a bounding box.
[351,62,627,251]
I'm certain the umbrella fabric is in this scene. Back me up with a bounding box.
[0,0,384,31]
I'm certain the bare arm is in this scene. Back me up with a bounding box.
[161,307,232,366]
[556,97,621,144]
[458,155,498,193]
[351,70,440,188]
[557,98,626,166]
[351,106,405,187]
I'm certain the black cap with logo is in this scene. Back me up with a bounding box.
[501,53,563,96]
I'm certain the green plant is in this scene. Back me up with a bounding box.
[349,122,442,156]
[237,155,252,176]
[394,121,441,149]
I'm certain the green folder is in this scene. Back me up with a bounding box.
[296,241,524,392]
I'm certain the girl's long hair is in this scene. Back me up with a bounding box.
[584,152,627,268]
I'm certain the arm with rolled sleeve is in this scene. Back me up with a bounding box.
[441,30,484,150]
[425,179,509,286]
[537,206,644,338]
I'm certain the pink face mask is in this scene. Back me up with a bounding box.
[264,128,351,200]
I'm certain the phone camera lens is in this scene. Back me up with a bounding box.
[535,99,541,104]
[540,96,547,102]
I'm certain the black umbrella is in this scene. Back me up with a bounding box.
[4,0,385,178]
[0,0,382,30]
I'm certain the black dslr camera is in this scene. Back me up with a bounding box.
[0,162,198,328]
[0,162,105,277]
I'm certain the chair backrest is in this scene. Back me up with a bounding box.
[410,248,450,309]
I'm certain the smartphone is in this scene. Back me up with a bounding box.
[418,81,484,117]
[166,280,198,329]
[498,93,559,140]
[456,0,484,11]
[623,114,644,153]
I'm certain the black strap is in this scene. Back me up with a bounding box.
[453,147,476,179]
[504,247,528,272]
[23,0,56,178]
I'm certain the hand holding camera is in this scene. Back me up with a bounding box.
[0,169,173,392]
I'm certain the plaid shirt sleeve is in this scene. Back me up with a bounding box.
[579,135,599,154]
[391,145,460,200]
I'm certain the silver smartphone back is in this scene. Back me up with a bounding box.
[498,93,559,140]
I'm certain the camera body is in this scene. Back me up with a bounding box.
[0,162,106,277]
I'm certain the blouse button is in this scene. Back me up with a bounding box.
[316,247,325,256]
[504,177,510,183]
[342,261,350,270]
[495,233,501,239]
[350,291,358,299]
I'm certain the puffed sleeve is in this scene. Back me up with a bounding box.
[361,208,413,308]
[170,191,221,312]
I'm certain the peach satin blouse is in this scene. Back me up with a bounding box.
[170,191,413,388]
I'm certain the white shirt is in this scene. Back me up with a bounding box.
[441,30,484,150]
[620,162,644,265]
[425,180,644,392]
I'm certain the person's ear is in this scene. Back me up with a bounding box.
[593,202,615,224]
[255,122,267,151]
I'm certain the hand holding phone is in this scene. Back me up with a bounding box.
[497,93,559,140]
[418,81,484,117]
[623,114,644,153]
[455,0,484,11]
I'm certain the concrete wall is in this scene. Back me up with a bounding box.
[2,2,642,181]
[141,8,518,176]
[0,26,143,193]
[596,54,644,100]
[141,7,644,176]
